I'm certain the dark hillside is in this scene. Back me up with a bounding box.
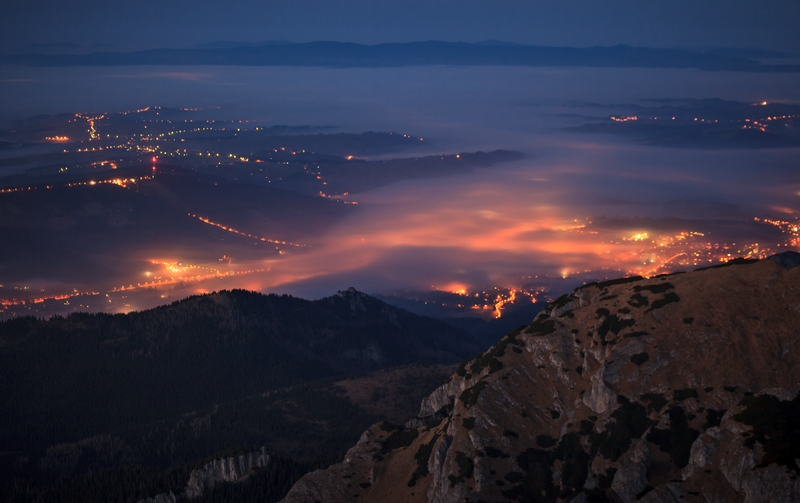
[0,288,480,454]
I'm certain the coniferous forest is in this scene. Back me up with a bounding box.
[0,288,481,502]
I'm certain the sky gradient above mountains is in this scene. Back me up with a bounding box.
[2,0,800,53]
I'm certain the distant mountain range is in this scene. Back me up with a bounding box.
[3,41,799,71]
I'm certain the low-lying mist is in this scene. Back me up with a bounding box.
[0,65,798,318]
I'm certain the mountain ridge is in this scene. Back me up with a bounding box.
[0,287,482,455]
[281,252,800,503]
[3,41,798,72]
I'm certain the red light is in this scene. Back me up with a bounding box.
[152,157,157,163]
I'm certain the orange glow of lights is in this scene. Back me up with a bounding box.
[435,283,469,295]
[493,289,516,318]
[624,232,649,242]
[66,175,153,189]
[188,213,308,248]
[103,260,266,293]
[1,290,101,307]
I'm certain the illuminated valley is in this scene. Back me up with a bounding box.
[1,97,799,322]
[0,107,524,319]
[573,98,800,147]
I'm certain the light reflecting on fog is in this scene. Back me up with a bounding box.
[0,65,799,316]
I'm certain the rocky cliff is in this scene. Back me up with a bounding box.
[183,447,269,498]
[281,253,800,503]
[138,447,269,502]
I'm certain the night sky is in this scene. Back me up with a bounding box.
[2,0,800,53]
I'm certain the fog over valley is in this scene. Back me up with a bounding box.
[1,65,799,322]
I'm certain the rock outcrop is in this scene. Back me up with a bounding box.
[138,492,177,503]
[183,447,269,498]
[137,447,269,502]
[281,254,800,503]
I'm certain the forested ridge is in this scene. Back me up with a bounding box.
[0,288,480,502]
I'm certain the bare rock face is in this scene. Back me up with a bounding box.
[137,448,268,503]
[138,492,176,503]
[611,439,649,503]
[281,255,800,503]
[183,447,269,498]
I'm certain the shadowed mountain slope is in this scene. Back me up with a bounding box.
[0,288,482,456]
[282,253,800,503]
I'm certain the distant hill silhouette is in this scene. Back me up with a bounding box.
[0,288,480,453]
[4,41,799,71]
